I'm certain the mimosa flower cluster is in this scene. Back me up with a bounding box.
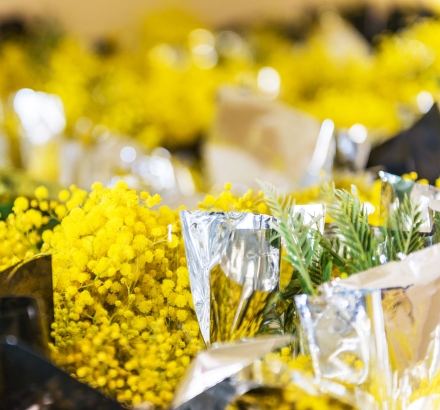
[1,182,204,408]
[46,181,206,408]
[198,174,382,226]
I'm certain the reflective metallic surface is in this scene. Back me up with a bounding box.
[220,229,280,294]
[0,340,124,410]
[295,285,372,386]
[296,243,440,409]
[180,211,279,346]
[170,335,293,410]
[292,204,326,233]
[0,255,53,344]
[211,229,280,342]
[172,333,356,410]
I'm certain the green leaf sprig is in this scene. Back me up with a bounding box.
[381,194,424,261]
[258,180,323,296]
[320,183,380,274]
[260,180,425,294]
[257,179,425,336]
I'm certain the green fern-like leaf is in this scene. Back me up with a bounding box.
[434,211,440,245]
[258,180,321,295]
[320,250,333,282]
[319,235,348,275]
[382,194,424,261]
[307,247,332,285]
[322,183,379,274]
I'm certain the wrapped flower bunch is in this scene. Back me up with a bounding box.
[3,181,204,408]
[2,171,436,408]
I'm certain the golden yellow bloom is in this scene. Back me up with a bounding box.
[58,189,71,202]
[39,182,205,408]
[34,186,49,200]
[13,196,29,212]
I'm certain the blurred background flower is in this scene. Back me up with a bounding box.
[0,1,439,203]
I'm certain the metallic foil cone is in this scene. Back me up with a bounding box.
[296,243,440,409]
[296,285,390,409]
[211,229,280,343]
[180,211,280,346]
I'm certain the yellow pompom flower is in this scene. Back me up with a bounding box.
[34,186,49,200]
[167,234,179,249]
[58,189,71,202]
[13,196,29,212]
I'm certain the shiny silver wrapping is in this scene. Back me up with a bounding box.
[170,334,356,410]
[170,335,292,410]
[179,211,280,347]
[296,243,440,409]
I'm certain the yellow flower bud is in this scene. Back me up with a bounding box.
[34,186,49,200]
[13,197,29,212]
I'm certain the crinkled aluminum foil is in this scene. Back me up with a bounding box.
[180,211,280,346]
[170,335,293,410]
[171,334,356,410]
[295,285,373,386]
[296,285,391,409]
[296,243,440,409]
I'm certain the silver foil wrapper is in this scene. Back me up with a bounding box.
[296,243,440,409]
[171,335,355,410]
[296,285,390,409]
[180,211,280,346]
[170,335,292,410]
